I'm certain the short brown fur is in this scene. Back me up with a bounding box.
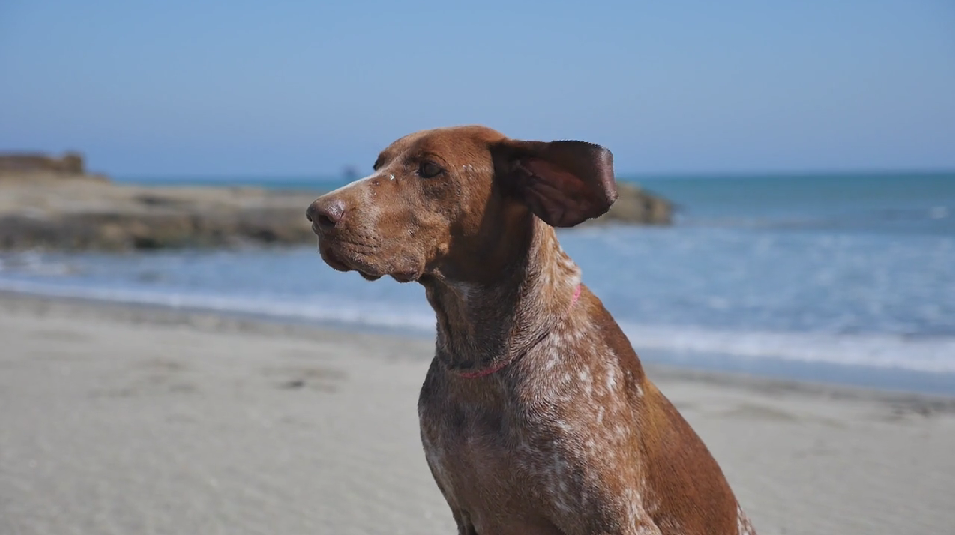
[307,126,756,535]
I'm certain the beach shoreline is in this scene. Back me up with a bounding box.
[3,283,954,397]
[2,288,954,404]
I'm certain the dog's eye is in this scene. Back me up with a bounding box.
[418,161,443,178]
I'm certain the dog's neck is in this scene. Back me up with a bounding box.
[423,216,581,373]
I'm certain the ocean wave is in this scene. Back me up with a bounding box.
[0,252,79,276]
[620,323,955,374]
[0,278,436,333]
[2,277,953,375]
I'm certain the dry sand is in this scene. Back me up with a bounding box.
[2,292,954,535]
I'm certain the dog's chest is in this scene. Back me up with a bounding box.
[418,388,529,506]
[417,361,652,532]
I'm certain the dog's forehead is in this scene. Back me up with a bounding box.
[380,126,507,164]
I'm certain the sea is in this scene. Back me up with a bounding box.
[2,172,954,395]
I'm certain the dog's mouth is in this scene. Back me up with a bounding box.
[320,244,382,280]
[319,240,420,283]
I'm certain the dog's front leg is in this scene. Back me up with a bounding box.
[451,509,478,535]
[424,459,478,534]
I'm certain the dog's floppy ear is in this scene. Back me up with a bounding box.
[491,139,617,228]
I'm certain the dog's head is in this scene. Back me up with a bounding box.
[306,126,616,283]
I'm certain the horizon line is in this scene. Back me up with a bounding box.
[112,168,955,182]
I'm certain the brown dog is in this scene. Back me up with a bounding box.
[307,126,756,535]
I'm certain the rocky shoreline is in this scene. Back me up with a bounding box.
[0,173,672,252]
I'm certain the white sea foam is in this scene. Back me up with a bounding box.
[0,278,436,333]
[2,277,954,375]
[619,323,955,374]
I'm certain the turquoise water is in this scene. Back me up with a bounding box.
[3,171,954,394]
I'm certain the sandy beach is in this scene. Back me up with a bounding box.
[2,291,954,535]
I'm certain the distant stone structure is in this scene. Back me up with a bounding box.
[0,151,86,177]
[0,154,672,251]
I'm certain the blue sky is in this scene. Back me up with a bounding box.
[1,0,953,177]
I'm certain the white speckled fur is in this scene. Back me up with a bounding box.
[417,224,752,534]
[312,126,755,535]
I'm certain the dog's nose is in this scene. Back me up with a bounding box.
[306,198,346,231]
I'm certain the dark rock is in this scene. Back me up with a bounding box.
[0,170,671,252]
[0,151,90,177]
[587,182,672,226]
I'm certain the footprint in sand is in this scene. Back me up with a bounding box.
[262,365,346,393]
[90,357,196,398]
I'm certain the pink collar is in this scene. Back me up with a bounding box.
[457,284,582,379]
